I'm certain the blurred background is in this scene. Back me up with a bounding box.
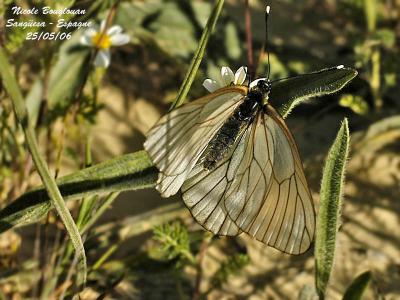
[0,0,399,299]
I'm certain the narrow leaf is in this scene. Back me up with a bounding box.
[0,151,157,233]
[170,0,224,109]
[343,271,372,300]
[315,118,350,299]
[271,66,358,118]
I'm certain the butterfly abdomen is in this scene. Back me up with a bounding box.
[202,97,260,170]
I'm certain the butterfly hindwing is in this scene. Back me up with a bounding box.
[181,160,242,236]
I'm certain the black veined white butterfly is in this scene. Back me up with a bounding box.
[144,6,315,255]
[144,77,315,254]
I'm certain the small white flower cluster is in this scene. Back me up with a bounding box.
[203,66,247,92]
[80,20,130,68]
[203,66,268,93]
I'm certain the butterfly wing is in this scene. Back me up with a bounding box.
[144,86,248,198]
[180,128,253,236]
[223,104,315,254]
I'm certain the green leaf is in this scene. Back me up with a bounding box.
[315,118,350,299]
[0,151,157,233]
[47,34,90,108]
[343,271,372,300]
[271,66,358,119]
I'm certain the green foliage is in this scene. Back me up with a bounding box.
[339,94,369,115]
[343,271,372,300]
[211,254,250,289]
[5,21,36,53]
[0,151,157,232]
[315,119,350,299]
[0,48,87,284]
[153,221,194,263]
[47,34,90,108]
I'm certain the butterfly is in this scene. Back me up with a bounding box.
[144,75,315,255]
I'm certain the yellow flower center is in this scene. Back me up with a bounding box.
[91,32,111,49]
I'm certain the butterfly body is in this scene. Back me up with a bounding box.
[202,80,272,171]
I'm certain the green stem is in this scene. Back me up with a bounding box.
[0,48,87,284]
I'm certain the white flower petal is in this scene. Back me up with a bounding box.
[203,79,220,93]
[94,50,111,68]
[110,33,130,46]
[80,35,93,46]
[107,25,123,36]
[249,78,266,89]
[234,66,247,85]
[221,66,235,86]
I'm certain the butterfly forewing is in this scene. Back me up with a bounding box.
[144,86,248,198]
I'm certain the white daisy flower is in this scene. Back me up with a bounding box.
[80,20,130,68]
[203,66,248,92]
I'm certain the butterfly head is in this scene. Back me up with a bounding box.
[249,78,272,103]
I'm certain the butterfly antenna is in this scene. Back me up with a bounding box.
[265,5,271,81]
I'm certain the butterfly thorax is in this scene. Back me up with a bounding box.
[201,90,266,171]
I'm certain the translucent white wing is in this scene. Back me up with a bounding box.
[223,105,315,254]
[180,133,250,236]
[144,86,247,198]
